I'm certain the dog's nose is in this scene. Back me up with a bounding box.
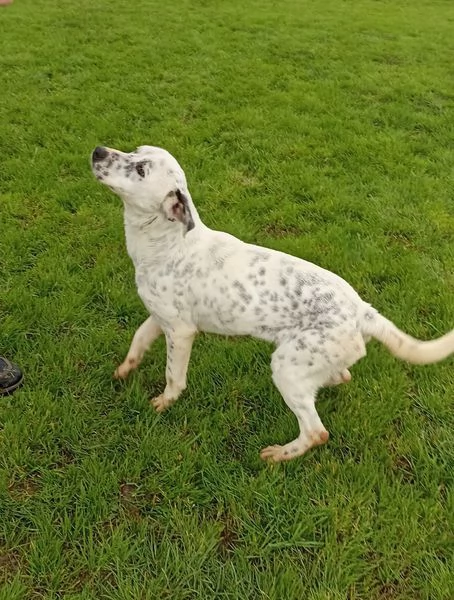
[92,146,108,162]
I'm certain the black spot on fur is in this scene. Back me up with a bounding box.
[233,280,252,304]
[135,162,146,178]
[296,339,306,351]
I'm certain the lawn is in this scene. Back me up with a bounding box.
[1,0,453,598]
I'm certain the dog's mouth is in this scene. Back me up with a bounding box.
[91,161,108,181]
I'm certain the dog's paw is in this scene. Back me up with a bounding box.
[341,369,351,383]
[260,430,329,463]
[113,357,138,380]
[260,445,288,463]
[150,394,173,413]
[323,368,351,387]
[113,365,128,379]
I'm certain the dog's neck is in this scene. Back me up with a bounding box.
[122,196,206,270]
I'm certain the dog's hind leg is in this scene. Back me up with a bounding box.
[260,362,328,462]
[114,316,162,379]
[260,328,365,462]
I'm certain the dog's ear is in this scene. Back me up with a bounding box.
[161,189,195,233]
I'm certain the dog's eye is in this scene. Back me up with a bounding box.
[135,163,145,178]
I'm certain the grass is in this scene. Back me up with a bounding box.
[0,0,453,597]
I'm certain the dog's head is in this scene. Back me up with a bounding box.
[91,145,194,231]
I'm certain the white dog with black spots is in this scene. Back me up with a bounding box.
[91,145,454,462]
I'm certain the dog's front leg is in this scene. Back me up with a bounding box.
[114,316,162,379]
[151,325,196,413]
[114,316,163,379]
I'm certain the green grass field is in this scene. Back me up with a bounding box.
[1,0,453,598]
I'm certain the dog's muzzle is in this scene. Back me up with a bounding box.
[92,146,109,163]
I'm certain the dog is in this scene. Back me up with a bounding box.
[91,144,454,462]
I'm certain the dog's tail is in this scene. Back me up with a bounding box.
[361,306,454,365]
